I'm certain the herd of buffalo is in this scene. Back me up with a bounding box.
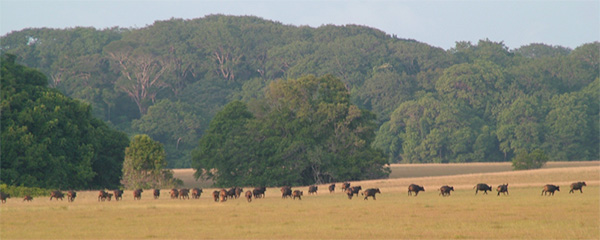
[0,181,588,204]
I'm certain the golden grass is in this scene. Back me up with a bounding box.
[2,162,599,239]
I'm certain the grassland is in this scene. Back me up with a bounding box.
[1,162,598,239]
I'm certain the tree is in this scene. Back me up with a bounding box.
[512,149,548,170]
[121,134,181,189]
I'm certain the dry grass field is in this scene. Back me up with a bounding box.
[1,161,598,239]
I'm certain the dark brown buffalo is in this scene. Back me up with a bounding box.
[219,189,228,202]
[245,190,253,202]
[98,190,109,202]
[439,186,454,197]
[23,195,33,202]
[253,187,266,199]
[281,186,292,199]
[542,184,560,196]
[226,188,237,199]
[50,190,64,201]
[497,183,509,196]
[1,192,10,203]
[362,188,381,200]
[408,184,425,196]
[170,189,179,199]
[341,182,351,191]
[569,182,586,194]
[191,188,203,199]
[328,184,335,193]
[153,189,160,199]
[292,190,303,200]
[349,186,362,197]
[345,188,354,199]
[212,190,220,202]
[308,185,318,195]
[133,189,143,200]
[113,190,123,201]
[179,189,190,200]
[474,183,493,195]
[235,187,243,199]
[67,191,77,202]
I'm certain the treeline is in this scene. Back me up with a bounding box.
[1,15,598,167]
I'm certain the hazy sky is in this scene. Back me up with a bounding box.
[1,0,598,50]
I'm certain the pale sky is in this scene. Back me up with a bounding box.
[1,0,598,50]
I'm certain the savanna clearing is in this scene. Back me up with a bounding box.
[1,162,598,239]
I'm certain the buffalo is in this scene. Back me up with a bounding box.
[191,188,203,199]
[153,189,160,199]
[292,190,303,200]
[253,187,266,199]
[341,182,351,191]
[212,190,220,202]
[133,189,143,200]
[345,188,354,199]
[98,190,109,202]
[542,184,560,196]
[106,193,113,201]
[245,190,253,202]
[170,189,179,199]
[113,190,123,201]
[569,182,586,194]
[408,184,425,196]
[308,185,318,195]
[226,188,237,199]
[362,188,381,200]
[219,189,228,202]
[439,186,454,197]
[1,192,10,203]
[497,184,509,196]
[235,187,243,199]
[349,186,362,197]
[328,184,335,193]
[179,189,190,200]
[50,190,64,201]
[281,186,292,199]
[67,191,77,202]
[23,195,33,202]
[474,183,493,195]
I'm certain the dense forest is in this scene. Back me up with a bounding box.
[1,15,598,168]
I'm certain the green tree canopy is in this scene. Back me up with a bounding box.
[121,134,181,189]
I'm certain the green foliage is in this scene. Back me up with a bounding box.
[121,134,181,189]
[0,184,50,198]
[192,75,389,187]
[512,149,549,170]
[1,54,129,189]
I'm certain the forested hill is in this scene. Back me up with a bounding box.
[1,15,598,167]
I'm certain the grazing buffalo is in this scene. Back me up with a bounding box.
[362,188,381,200]
[113,190,123,201]
[191,188,203,199]
[253,187,266,199]
[98,190,109,202]
[179,189,190,199]
[170,189,179,199]
[50,191,64,201]
[281,186,292,199]
[67,191,77,202]
[235,187,243,199]
[569,182,586,194]
[1,192,10,203]
[308,185,318,195]
[328,184,335,193]
[245,190,253,202]
[292,190,303,200]
[23,195,33,202]
[497,184,509,196]
[341,182,351,191]
[345,188,354,199]
[212,190,220,202]
[219,189,228,202]
[152,189,160,199]
[133,189,143,200]
[439,186,454,197]
[542,184,560,196]
[474,183,493,195]
[408,184,425,196]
